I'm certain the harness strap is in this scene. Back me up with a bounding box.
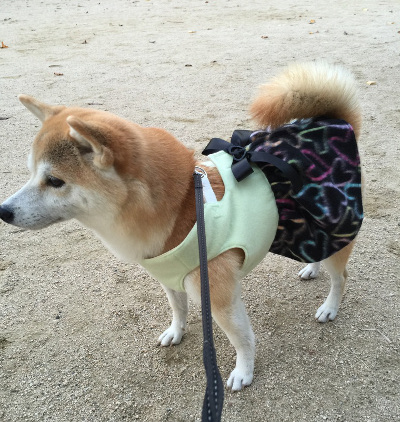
[193,171,224,422]
[202,130,303,193]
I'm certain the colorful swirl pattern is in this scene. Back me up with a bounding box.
[250,118,363,263]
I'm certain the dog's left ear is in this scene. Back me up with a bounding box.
[18,94,65,123]
[66,116,114,169]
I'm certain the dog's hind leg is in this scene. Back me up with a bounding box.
[315,241,356,322]
[298,262,321,279]
[185,248,255,391]
[158,286,188,346]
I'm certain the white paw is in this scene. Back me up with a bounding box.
[299,262,321,279]
[315,302,338,323]
[157,325,185,346]
[226,368,253,391]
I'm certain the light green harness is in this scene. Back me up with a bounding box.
[138,151,279,291]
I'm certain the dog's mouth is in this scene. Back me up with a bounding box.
[25,216,65,230]
[0,205,65,230]
[31,217,65,230]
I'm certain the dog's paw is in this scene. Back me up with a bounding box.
[299,262,321,279]
[226,368,253,392]
[315,302,338,323]
[157,326,185,346]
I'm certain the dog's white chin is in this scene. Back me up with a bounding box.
[3,215,65,230]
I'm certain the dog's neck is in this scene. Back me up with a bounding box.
[86,129,198,262]
[161,161,225,255]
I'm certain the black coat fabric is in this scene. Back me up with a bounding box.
[250,118,363,262]
[203,117,364,263]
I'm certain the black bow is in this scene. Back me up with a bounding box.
[202,130,303,193]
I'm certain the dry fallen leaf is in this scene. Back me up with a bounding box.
[1,41,9,49]
[366,81,376,85]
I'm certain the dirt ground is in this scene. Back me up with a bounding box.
[0,1,399,421]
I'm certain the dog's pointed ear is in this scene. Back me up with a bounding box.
[66,116,114,169]
[18,94,65,123]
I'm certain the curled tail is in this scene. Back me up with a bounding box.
[250,62,361,138]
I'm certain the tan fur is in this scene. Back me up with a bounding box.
[250,62,361,138]
[205,165,225,201]
[324,239,356,291]
[187,248,245,311]
[327,240,355,274]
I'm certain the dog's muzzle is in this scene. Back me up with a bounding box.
[0,205,14,224]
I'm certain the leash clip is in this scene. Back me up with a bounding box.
[194,166,207,177]
[194,166,217,203]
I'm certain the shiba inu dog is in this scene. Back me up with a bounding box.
[0,62,362,391]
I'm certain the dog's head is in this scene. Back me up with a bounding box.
[0,96,195,259]
[0,95,144,230]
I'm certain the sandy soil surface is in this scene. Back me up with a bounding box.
[1,1,399,421]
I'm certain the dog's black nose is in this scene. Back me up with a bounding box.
[0,205,14,224]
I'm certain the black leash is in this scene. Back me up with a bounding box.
[193,171,224,422]
[193,128,302,420]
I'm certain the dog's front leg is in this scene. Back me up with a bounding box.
[158,286,188,346]
[213,290,255,391]
[185,249,255,391]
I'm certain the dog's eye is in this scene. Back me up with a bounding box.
[47,176,65,188]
